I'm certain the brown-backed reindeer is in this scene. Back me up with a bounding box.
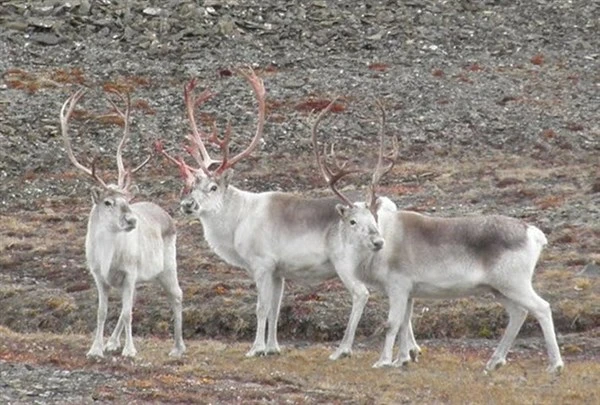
[337,117,564,373]
[158,69,402,360]
[60,88,185,359]
[315,100,422,366]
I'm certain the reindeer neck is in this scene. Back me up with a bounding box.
[196,185,256,268]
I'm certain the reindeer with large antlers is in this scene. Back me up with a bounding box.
[335,114,564,374]
[61,88,186,359]
[159,69,399,359]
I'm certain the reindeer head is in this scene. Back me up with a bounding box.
[157,67,266,216]
[311,99,397,252]
[60,88,151,232]
[91,186,137,232]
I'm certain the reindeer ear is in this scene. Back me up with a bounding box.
[219,169,234,187]
[374,197,382,212]
[335,204,348,218]
[127,184,139,201]
[90,187,102,204]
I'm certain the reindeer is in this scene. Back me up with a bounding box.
[158,68,414,360]
[336,118,564,373]
[60,88,186,359]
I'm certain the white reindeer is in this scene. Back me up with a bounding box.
[158,69,416,360]
[60,88,186,358]
[350,148,564,373]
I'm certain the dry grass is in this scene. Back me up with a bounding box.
[1,329,598,404]
[1,152,599,342]
[1,145,598,402]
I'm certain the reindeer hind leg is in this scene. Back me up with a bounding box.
[157,241,186,358]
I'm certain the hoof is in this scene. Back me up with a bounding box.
[484,357,506,374]
[372,360,393,369]
[329,349,351,361]
[547,362,564,375]
[105,341,121,353]
[392,357,411,367]
[121,347,137,358]
[86,349,104,359]
[409,348,421,363]
[169,347,186,358]
[245,348,266,358]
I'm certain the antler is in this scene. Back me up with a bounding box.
[184,79,220,174]
[60,87,152,193]
[311,98,361,207]
[154,140,198,193]
[60,89,109,189]
[220,67,266,171]
[104,88,152,190]
[366,100,399,217]
[183,67,266,176]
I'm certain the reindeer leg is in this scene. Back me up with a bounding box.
[499,284,564,374]
[119,276,137,358]
[246,267,274,357]
[485,297,527,373]
[87,275,109,358]
[157,241,186,357]
[373,288,408,368]
[265,275,284,355]
[105,312,125,353]
[406,303,422,362]
[330,266,370,360]
[395,298,421,365]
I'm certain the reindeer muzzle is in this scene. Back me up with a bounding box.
[121,214,137,232]
[180,198,199,214]
[371,237,384,251]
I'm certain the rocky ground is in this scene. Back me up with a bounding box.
[1,0,599,403]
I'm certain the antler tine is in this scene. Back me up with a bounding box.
[104,89,132,189]
[367,100,399,215]
[184,79,219,175]
[154,141,198,192]
[130,153,152,175]
[214,67,266,173]
[311,98,359,207]
[105,88,155,191]
[60,89,109,189]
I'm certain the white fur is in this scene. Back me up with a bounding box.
[363,210,563,373]
[181,174,392,359]
[85,190,185,359]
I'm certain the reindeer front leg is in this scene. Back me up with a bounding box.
[373,288,409,368]
[265,275,284,355]
[87,275,110,358]
[246,267,275,357]
[330,265,370,360]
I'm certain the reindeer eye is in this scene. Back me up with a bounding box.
[209,184,218,192]
[104,200,113,207]
[349,219,356,226]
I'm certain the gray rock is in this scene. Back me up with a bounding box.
[27,32,64,45]
[578,263,600,278]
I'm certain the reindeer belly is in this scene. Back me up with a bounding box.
[276,261,336,283]
[87,253,127,288]
[412,282,494,299]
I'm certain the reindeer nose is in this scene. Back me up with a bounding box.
[123,215,137,231]
[180,199,198,214]
[372,239,384,251]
